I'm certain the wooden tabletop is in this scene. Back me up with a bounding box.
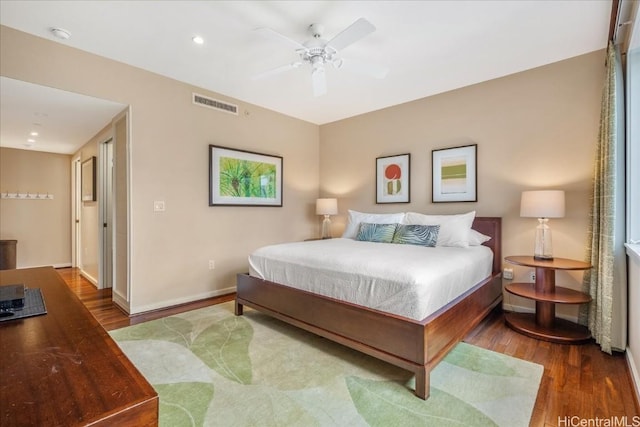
[0,267,158,426]
[505,256,591,270]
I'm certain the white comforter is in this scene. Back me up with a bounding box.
[249,238,493,321]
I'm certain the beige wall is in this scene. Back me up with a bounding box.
[320,50,605,320]
[1,24,604,320]
[0,147,71,267]
[1,25,320,313]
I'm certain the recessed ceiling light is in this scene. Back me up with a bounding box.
[27,139,36,143]
[30,131,39,136]
[50,27,71,40]
[192,35,204,45]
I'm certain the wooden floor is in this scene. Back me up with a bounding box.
[57,267,638,427]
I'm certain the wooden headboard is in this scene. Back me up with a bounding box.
[472,217,502,275]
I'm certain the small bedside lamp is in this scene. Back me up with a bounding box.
[316,198,338,239]
[520,190,565,260]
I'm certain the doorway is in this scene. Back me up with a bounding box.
[72,138,114,289]
[70,109,130,308]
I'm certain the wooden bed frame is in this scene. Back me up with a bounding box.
[235,217,502,399]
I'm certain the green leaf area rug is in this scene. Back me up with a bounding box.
[110,302,542,427]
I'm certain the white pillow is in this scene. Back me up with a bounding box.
[342,210,405,239]
[402,211,476,247]
[468,229,491,246]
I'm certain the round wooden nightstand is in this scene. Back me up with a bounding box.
[504,256,592,344]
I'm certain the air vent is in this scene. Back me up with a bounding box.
[192,93,238,115]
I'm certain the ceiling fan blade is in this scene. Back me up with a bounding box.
[337,58,388,79]
[252,62,302,80]
[326,18,376,52]
[311,67,327,97]
[254,27,306,51]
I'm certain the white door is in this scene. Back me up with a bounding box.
[99,139,114,288]
[72,156,82,267]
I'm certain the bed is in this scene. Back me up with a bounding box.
[235,216,502,399]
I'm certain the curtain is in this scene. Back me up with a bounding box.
[580,42,627,354]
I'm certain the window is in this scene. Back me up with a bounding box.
[627,41,640,244]
[625,3,640,246]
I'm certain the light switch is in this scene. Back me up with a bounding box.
[153,200,165,212]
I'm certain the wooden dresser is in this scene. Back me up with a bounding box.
[0,267,158,426]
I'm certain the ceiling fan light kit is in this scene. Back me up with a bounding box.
[253,18,388,97]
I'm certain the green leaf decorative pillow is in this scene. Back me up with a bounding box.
[356,223,398,243]
[392,224,440,247]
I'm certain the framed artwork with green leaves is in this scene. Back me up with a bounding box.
[209,145,283,206]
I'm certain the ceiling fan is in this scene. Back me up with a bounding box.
[252,18,388,97]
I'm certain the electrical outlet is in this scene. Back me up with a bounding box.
[208,260,215,270]
[503,268,514,280]
[529,271,536,282]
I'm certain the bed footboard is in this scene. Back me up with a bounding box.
[235,272,502,400]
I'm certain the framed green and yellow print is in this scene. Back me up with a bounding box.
[376,153,410,204]
[209,145,283,206]
[432,144,477,203]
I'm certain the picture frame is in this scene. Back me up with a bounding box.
[432,144,477,203]
[81,156,96,202]
[209,145,283,206]
[376,153,410,204]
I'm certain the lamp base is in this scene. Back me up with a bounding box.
[533,218,554,261]
[321,215,332,239]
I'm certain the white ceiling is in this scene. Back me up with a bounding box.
[0,1,612,154]
[0,77,126,154]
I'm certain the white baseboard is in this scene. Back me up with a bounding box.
[79,269,97,286]
[627,348,640,408]
[52,262,72,269]
[129,285,236,315]
[16,262,72,269]
[112,290,130,315]
[502,302,579,323]
[502,302,535,314]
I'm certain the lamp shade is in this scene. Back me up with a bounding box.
[316,198,338,215]
[520,190,565,218]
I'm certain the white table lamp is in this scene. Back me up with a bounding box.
[520,190,565,260]
[316,198,338,239]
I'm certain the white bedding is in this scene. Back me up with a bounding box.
[248,238,493,321]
